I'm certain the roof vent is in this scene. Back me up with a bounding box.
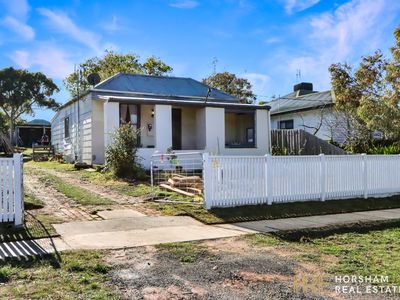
[294,82,313,92]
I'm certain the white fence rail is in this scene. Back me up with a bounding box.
[203,153,400,209]
[0,154,24,225]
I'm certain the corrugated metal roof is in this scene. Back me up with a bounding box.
[94,73,239,102]
[27,119,51,126]
[268,90,333,115]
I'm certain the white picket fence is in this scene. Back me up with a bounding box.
[202,153,400,209]
[0,154,24,225]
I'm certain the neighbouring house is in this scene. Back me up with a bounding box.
[51,73,271,168]
[269,82,347,144]
[15,119,51,147]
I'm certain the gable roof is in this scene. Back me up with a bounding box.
[93,73,239,102]
[268,90,334,115]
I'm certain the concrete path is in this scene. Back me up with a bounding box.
[3,208,400,258]
[234,208,400,232]
[53,216,253,250]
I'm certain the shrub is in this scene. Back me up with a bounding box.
[105,124,146,179]
[368,143,400,154]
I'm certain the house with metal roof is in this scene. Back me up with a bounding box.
[51,73,271,168]
[269,82,346,143]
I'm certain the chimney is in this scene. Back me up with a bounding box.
[293,82,313,93]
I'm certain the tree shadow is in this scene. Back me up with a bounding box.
[269,219,400,242]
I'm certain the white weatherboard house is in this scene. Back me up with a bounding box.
[51,73,271,169]
[269,82,347,144]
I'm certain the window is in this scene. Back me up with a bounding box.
[278,119,294,129]
[120,104,139,130]
[64,117,70,138]
[225,110,256,148]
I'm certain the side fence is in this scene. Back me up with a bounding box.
[203,153,400,209]
[0,154,24,225]
[271,129,346,155]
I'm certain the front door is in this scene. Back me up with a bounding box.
[172,108,182,150]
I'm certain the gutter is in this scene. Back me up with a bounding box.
[270,103,334,116]
[98,95,271,110]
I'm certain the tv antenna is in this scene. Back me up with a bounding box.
[296,69,302,82]
[212,57,218,75]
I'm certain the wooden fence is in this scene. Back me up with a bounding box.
[271,129,346,155]
[0,154,24,225]
[203,153,400,209]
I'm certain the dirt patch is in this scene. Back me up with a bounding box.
[24,169,99,222]
[203,236,251,254]
[25,165,155,217]
[27,165,142,203]
[239,271,293,283]
[107,243,329,300]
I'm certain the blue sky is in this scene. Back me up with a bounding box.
[0,0,399,121]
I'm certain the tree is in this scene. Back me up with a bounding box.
[202,72,256,103]
[64,50,173,98]
[0,67,59,142]
[329,26,400,152]
[142,56,173,76]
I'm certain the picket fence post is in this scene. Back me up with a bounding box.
[265,154,273,204]
[319,154,326,201]
[13,153,23,226]
[362,153,368,199]
[202,153,211,209]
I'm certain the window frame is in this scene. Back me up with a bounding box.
[64,117,70,139]
[278,119,294,129]
[119,103,141,147]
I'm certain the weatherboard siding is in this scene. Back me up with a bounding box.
[270,107,346,143]
[51,95,93,164]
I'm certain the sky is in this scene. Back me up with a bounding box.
[0,0,399,121]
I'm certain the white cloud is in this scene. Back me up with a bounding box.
[285,0,320,14]
[265,37,280,44]
[38,8,101,51]
[12,50,30,68]
[284,0,398,90]
[102,15,120,33]
[10,44,74,79]
[0,0,30,20]
[2,16,34,41]
[0,0,34,41]
[242,73,270,97]
[169,0,199,9]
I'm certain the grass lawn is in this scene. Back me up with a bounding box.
[0,214,59,243]
[157,241,209,263]
[245,220,400,286]
[24,192,45,210]
[152,222,400,288]
[147,195,400,224]
[0,250,118,299]
[27,160,75,172]
[39,173,114,206]
[0,190,62,243]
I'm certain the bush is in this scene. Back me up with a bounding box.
[105,124,146,179]
[368,143,400,154]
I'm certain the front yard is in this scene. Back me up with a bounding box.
[24,161,400,225]
[2,227,400,299]
[1,160,400,299]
